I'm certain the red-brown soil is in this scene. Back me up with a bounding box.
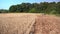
[34,15,60,34]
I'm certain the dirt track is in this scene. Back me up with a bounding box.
[0,13,60,34]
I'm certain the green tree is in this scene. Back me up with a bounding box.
[56,2,60,14]
[0,9,9,13]
[29,8,37,13]
[9,5,17,12]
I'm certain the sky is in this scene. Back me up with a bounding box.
[0,0,60,9]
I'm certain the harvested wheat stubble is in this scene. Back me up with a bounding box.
[0,13,36,34]
[0,13,60,34]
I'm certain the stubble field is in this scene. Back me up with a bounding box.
[0,13,60,34]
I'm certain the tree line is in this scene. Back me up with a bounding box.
[0,2,60,14]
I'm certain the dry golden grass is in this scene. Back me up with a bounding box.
[0,13,36,34]
[0,13,60,34]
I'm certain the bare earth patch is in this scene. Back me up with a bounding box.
[0,13,60,34]
[34,14,60,34]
